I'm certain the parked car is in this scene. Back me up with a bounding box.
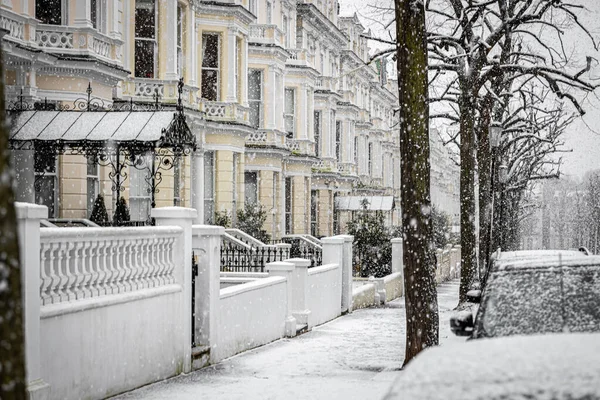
[382,332,600,400]
[451,249,592,336]
[384,254,600,400]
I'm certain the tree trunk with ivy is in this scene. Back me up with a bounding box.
[0,46,27,399]
[394,0,438,366]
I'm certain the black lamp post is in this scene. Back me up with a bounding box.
[485,121,503,279]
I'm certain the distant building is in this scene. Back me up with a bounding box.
[429,126,460,232]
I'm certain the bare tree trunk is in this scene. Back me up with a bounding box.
[459,88,478,303]
[0,47,27,399]
[395,0,438,366]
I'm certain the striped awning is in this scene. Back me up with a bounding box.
[335,196,395,211]
[10,110,183,144]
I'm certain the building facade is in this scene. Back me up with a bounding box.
[2,0,401,239]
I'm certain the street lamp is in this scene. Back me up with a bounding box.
[485,120,503,281]
[489,121,503,149]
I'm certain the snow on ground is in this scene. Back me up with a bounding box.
[112,280,464,400]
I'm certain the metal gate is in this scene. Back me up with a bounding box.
[191,252,198,346]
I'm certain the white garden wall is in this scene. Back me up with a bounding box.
[215,276,288,361]
[352,283,377,310]
[40,286,185,400]
[307,263,341,327]
[384,272,403,301]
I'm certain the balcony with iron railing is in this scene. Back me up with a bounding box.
[1,9,124,66]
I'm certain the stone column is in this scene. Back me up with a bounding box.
[321,236,344,314]
[266,67,277,129]
[164,0,178,80]
[226,29,238,102]
[15,202,51,400]
[189,18,197,86]
[151,207,198,373]
[190,225,224,365]
[191,150,204,224]
[337,234,354,313]
[265,261,297,337]
[285,258,312,329]
[74,0,93,27]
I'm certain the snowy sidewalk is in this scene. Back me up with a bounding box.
[113,280,463,400]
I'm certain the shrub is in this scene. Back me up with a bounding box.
[214,210,231,228]
[113,197,130,226]
[237,202,270,243]
[347,199,395,278]
[89,194,109,224]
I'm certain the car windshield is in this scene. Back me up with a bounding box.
[480,265,600,337]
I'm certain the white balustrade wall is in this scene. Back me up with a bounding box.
[16,203,197,400]
[39,227,182,305]
[17,204,358,399]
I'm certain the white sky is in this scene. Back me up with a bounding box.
[339,0,600,179]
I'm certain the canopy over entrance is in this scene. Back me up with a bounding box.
[8,79,197,214]
[335,196,395,211]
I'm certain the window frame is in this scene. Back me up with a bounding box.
[284,88,295,138]
[248,69,263,129]
[86,155,100,218]
[368,142,373,176]
[244,171,259,206]
[34,151,59,218]
[36,0,68,25]
[314,110,321,156]
[203,151,215,224]
[335,120,342,161]
[129,154,152,222]
[201,32,221,101]
[134,0,158,78]
[176,3,184,78]
[285,176,292,234]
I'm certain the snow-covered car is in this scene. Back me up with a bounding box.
[451,250,594,337]
[382,333,600,400]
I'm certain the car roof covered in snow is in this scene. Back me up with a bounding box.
[496,254,600,271]
[382,333,600,400]
[495,249,586,262]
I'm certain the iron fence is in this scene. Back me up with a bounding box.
[220,242,290,272]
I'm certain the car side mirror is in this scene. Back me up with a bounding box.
[450,311,474,337]
[466,289,481,304]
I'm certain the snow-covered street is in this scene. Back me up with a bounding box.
[113,280,464,400]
